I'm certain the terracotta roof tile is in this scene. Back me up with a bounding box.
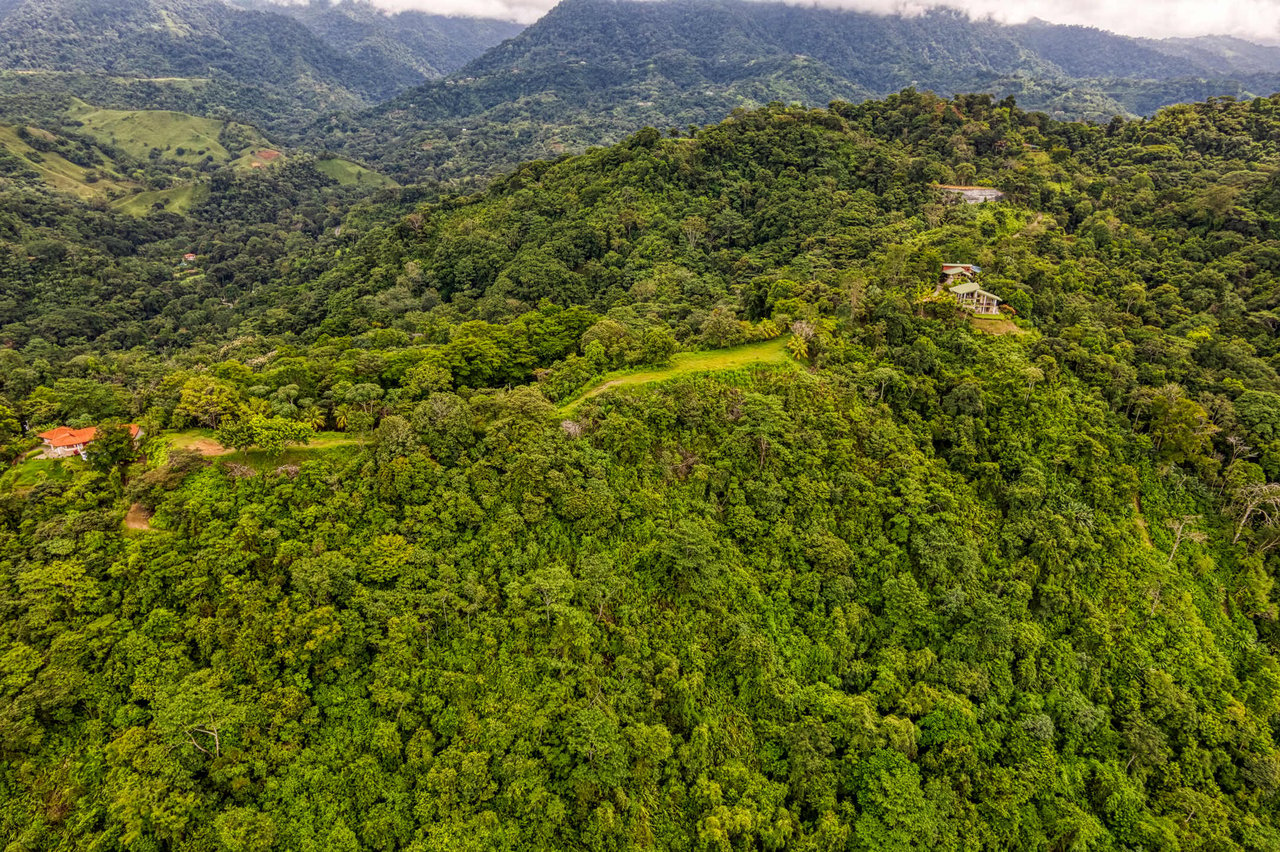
[38,424,140,448]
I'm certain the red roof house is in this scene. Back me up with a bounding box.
[38,424,141,459]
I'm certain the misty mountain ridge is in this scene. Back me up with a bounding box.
[240,0,524,84]
[314,0,1280,182]
[0,0,521,114]
[1,0,1278,182]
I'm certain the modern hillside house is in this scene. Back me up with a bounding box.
[942,263,980,284]
[935,184,1005,203]
[949,281,1001,315]
[38,424,141,459]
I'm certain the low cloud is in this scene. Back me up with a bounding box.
[373,0,549,21]
[834,0,1280,42]
[374,0,1280,42]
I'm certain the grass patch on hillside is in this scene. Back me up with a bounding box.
[316,157,397,188]
[114,183,207,216]
[219,441,364,472]
[559,336,796,414]
[0,124,134,198]
[0,457,82,492]
[0,70,209,91]
[65,99,241,163]
[166,429,360,468]
[968,314,1028,335]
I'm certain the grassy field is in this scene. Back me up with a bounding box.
[166,429,361,470]
[0,124,134,198]
[65,99,238,163]
[316,157,397,188]
[559,336,796,414]
[0,70,209,91]
[0,456,82,492]
[114,183,207,216]
[222,441,363,472]
[968,314,1029,335]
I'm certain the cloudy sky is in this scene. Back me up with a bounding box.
[371,0,1280,42]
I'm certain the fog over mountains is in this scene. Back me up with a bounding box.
[2,0,1279,181]
[313,0,1280,180]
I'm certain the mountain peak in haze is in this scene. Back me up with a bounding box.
[325,0,1280,181]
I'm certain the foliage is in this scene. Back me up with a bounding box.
[321,0,1280,180]
[216,414,314,456]
[2,88,1280,849]
[83,421,138,483]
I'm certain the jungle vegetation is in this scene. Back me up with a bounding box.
[1,89,1280,850]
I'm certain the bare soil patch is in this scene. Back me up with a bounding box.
[124,503,153,531]
[186,438,231,456]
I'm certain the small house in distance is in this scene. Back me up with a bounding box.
[935,184,1004,204]
[942,263,980,285]
[38,424,141,459]
[949,281,1001,315]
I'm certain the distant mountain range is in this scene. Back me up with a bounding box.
[312,0,1280,182]
[0,0,521,127]
[257,0,523,83]
[2,0,1279,185]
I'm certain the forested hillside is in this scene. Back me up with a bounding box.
[2,90,1280,848]
[0,0,520,136]
[256,0,523,84]
[318,0,1280,181]
[0,0,394,102]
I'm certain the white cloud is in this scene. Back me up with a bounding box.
[375,0,1280,42]
[372,0,549,22]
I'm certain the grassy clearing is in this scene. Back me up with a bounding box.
[559,336,795,414]
[113,183,207,216]
[0,457,82,492]
[968,314,1027,335]
[166,429,360,469]
[219,442,363,472]
[167,428,232,456]
[65,100,237,163]
[316,157,397,188]
[0,124,134,198]
[0,70,209,90]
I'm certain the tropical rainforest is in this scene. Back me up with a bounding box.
[2,0,1280,847]
[1,82,1279,849]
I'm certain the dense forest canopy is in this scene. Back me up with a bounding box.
[1,85,1280,849]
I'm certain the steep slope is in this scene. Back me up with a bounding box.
[0,123,137,198]
[321,0,1036,181]
[322,0,1280,183]
[265,0,523,83]
[0,0,398,104]
[1009,20,1195,79]
[3,94,1280,850]
[1150,34,1280,76]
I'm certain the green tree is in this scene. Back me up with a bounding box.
[216,415,313,457]
[174,376,243,430]
[84,422,138,485]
